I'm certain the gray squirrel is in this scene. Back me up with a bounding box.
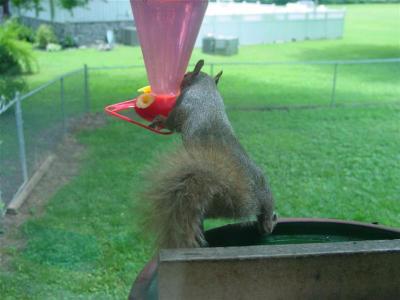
[144,60,277,249]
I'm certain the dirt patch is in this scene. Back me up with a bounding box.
[0,113,108,270]
[70,112,108,130]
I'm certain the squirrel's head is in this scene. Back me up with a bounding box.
[180,59,223,91]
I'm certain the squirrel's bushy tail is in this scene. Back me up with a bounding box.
[141,145,253,249]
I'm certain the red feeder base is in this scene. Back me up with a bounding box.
[104,95,176,135]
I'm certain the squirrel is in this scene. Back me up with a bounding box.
[143,60,277,249]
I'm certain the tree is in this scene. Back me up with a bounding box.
[8,0,90,20]
[1,0,11,17]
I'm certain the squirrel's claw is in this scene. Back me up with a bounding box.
[257,212,278,235]
[149,115,166,129]
[148,121,161,129]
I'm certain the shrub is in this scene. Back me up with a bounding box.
[0,59,27,107]
[6,18,35,43]
[0,44,21,75]
[0,21,33,103]
[61,35,78,48]
[0,76,27,103]
[0,76,26,115]
[36,24,58,49]
[0,22,35,74]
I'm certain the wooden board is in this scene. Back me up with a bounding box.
[6,155,55,215]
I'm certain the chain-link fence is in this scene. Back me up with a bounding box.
[1,58,399,209]
[89,58,400,112]
[0,66,89,208]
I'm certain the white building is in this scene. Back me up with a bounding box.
[14,1,345,46]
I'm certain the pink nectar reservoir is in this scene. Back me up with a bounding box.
[104,0,209,134]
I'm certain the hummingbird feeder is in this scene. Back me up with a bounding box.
[104,0,209,134]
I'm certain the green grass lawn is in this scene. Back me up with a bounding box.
[1,3,400,299]
[2,105,400,298]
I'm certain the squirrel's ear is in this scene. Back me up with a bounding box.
[214,70,223,85]
[193,59,204,76]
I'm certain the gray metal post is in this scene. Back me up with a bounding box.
[14,92,28,183]
[330,63,338,107]
[210,63,214,77]
[84,64,90,112]
[60,76,66,134]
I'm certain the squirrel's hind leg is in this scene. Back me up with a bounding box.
[197,218,208,247]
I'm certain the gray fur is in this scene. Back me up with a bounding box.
[146,60,277,249]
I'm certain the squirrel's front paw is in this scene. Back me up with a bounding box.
[257,212,278,235]
[149,115,166,129]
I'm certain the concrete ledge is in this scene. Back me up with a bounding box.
[158,239,400,300]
